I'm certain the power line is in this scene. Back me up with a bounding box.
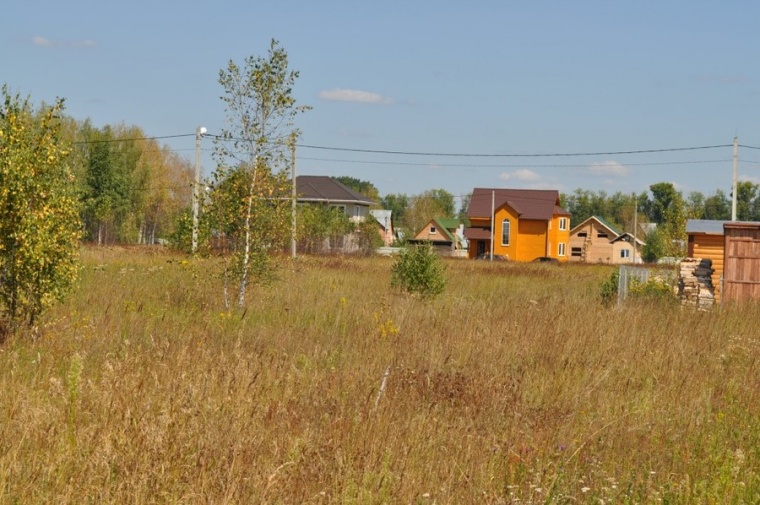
[295,143,734,158]
[71,133,195,145]
[295,156,734,169]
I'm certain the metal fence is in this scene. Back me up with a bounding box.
[617,265,677,306]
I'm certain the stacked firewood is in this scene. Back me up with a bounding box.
[678,258,715,310]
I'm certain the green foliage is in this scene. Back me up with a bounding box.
[403,189,456,235]
[628,275,677,303]
[0,86,82,326]
[79,122,193,245]
[333,176,380,203]
[296,204,352,254]
[642,228,666,263]
[600,267,676,307]
[600,269,619,306]
[390,244,446,297]
[354,217,383,256]
[212,39,309,306]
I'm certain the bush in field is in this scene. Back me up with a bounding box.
[390,243,445,297]
[600,269,619,306]
[629,274,677,303]
[354,217,384,256]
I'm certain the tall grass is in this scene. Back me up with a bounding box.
[1,247,759,503]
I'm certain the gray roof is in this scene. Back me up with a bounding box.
[370,209,392,229]
[686,219,730,235]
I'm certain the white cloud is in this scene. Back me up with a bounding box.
[319,88,394,105]
[32,35,96,48]
[588,160,629,177]
[499,168,541,182]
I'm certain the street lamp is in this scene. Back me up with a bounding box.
[192,126,207,254]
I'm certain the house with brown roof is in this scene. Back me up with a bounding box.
[295,175,376,222]
[464,188,571,262]
[569,215,644,264]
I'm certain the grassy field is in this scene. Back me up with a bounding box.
[1,247,760,503]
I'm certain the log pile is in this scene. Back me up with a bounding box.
[678,258,715,310]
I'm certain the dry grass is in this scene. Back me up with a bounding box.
[1,247,760,503]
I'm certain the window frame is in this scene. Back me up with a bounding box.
[501,219,510,246]
[558,242,566,257]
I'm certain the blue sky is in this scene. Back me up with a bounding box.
[5,1,760,207]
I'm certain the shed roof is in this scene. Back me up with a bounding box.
[686,219,730,235]
[467,188,568,221]
[296,176,376,205]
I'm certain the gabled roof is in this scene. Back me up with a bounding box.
[413,217,460,243]
[570,215,622,237]
[296,176,376,206]
[611,232,646,246]
[467,188,569,221]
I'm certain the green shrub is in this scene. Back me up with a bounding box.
[600,269,619,306]
[629,275,677,303]
[390,244,445,297]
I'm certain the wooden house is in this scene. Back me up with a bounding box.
[723,222,760,302]
[410,217,467,256]
[686,219,728,302]
[464,188,570,262]
[569,216,644,264]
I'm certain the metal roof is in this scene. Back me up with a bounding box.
[295,176,376,205]
[467,188,568,221]
[686,219,730,235]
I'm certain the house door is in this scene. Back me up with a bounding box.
[477,240,486,256]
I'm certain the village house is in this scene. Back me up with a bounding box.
[568,215,644,264]
[295,175,375,221]
[409,217,467,257]
[464,188,570,262]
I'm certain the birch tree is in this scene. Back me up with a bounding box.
[0,87,81,327]
[212,39,309,307]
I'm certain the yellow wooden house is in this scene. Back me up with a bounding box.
[464,188,571,262]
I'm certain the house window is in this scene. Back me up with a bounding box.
[559,217,568,231]
[501,219,510,246]
[620,249,631,259]
[558,243,566,257]
[430,226,437,234]
[597,232,608,239]
[571,247,582,257]
[578,232,587,238]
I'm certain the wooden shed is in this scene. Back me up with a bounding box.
[686,219,728,302]
[723,222,760,303]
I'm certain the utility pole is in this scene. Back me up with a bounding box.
[632,193,638,263]
[192,126,206,254]
[291,137,297,260]
[489,190,495,261]
[731,136,739,221]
